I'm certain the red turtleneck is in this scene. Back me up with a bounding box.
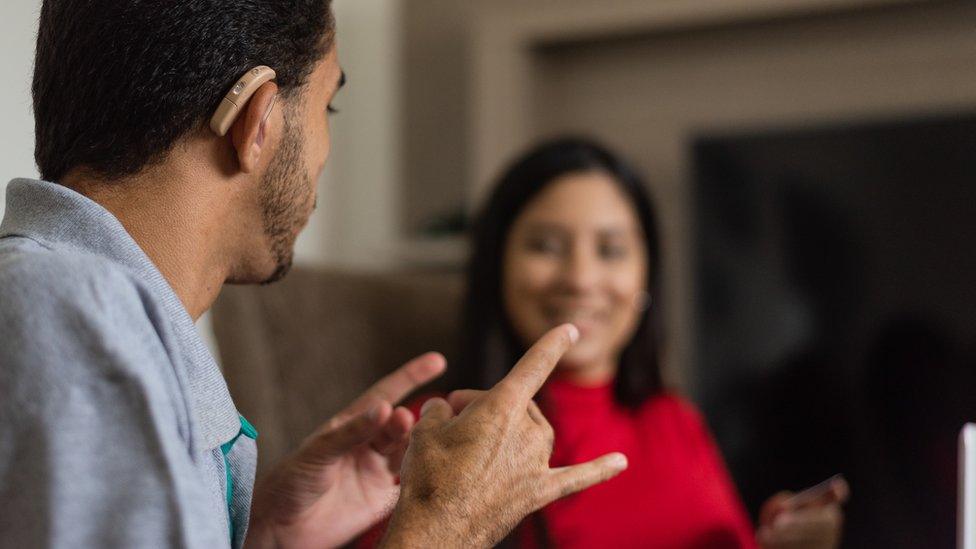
[518,377,757,548]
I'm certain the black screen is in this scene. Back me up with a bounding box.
[693,113,976,548]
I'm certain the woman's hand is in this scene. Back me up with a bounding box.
[244,352,446,549]
[757,476,850,549]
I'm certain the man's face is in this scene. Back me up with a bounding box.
[234,47,344,285]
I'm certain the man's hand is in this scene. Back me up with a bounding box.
[382,324,628,548]
[245,352,446,549]
[757,476,850,549]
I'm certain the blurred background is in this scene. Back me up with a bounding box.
[4,0,976,546]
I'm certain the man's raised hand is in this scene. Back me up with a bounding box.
[383,325,628,548]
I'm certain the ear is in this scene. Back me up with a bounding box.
[229,81,279,174]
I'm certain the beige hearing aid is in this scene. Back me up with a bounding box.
[210,65,277,136]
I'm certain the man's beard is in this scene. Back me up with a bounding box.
[258,115,312,285]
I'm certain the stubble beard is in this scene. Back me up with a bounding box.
[258,115,312,285]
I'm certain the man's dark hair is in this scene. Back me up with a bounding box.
[33,0,335,182]
[460,136,665,408]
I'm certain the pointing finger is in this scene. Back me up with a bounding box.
[344,353,446,418]
[491,324,578,405]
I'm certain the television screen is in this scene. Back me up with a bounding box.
[692,113,976,548]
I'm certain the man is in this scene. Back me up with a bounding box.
[0,1,627,548]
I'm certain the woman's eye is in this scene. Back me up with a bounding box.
[600,243,629,260]
[527,238,564,255]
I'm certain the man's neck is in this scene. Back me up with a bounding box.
[62,162,233,321]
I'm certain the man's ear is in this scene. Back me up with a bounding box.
[229,81,279,174]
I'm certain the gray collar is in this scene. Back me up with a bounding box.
[1,178,241,449]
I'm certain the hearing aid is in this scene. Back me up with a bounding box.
[209,66,277,136]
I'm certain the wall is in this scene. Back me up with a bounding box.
[0,0,42,221]
[402,0,472,236]
[464,0,976,390]
[294,0,404,270]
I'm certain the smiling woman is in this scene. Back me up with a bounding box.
[502,170,650,388]
[452,137,848,548]
[463,137,664,408]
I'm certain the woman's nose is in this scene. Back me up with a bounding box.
[561,247,600,292]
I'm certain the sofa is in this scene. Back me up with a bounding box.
[211,266,464,474]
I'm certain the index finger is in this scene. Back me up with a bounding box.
[490,324,578,404]
[345,352,447,417]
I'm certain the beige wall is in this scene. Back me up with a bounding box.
[295,0,406,270]
[401,0,472,235]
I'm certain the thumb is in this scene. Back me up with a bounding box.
[544,452,628,505]
[302,403,389,463]
[760,491,794,526]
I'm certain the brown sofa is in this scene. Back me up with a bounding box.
[211,266,463,474]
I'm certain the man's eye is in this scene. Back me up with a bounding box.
[327,105,340,115]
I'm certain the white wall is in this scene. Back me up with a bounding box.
[0,0,42,221]
[294,0,404,270]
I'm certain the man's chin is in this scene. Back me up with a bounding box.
[225,256,294,286]
[259,259,293,286]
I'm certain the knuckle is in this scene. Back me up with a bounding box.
[486,386,518,412]
[539,423,555,450]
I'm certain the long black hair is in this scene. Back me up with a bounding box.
[459,136,664,408]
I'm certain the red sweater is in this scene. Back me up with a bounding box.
[521,378,757,548]
[361,379,757,548]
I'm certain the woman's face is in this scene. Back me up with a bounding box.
[502,171,649,383]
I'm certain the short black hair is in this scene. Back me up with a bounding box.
[459,136,665,408]
[33,0,335,182]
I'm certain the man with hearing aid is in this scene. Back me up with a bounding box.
[0,1,627,548]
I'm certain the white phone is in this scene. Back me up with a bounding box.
[959,423,976,549]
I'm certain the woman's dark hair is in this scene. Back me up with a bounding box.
[459,136,664,408]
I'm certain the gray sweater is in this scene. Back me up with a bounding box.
[0,179,256,548]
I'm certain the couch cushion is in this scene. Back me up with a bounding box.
[211,266,463,473]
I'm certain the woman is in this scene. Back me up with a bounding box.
[459,137,846,548]
[362,137,847,548]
